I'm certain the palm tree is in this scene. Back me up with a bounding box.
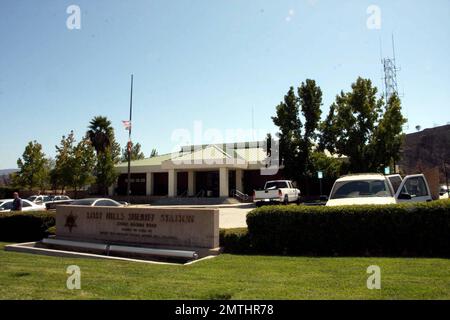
[86,116,118,195]
[87,116,113,154]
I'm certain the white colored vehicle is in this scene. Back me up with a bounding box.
[439,185,449,200]
[326,174,432,207]
[0,199,46,212]
[27,195,53,204]
[51,195,71,201]
[70,198,124,207]
[253,180,301,206]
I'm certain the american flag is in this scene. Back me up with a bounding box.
[122,120,132,131]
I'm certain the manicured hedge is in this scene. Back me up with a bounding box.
[0,211,55,242]
[219,228,251,254]
[246,200,450,257]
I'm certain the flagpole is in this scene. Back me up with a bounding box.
[126,74,133,202]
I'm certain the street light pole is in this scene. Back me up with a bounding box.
[126,74,134,203]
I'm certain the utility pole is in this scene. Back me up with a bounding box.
[126,74,134,203]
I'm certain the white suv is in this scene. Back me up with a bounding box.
[326,174,432,207]
[439,185,449,200]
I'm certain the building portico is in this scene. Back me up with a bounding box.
[114,142,281,198]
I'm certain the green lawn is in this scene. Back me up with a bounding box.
[0,242,449,300]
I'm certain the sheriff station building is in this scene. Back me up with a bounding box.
[113,142,284,198]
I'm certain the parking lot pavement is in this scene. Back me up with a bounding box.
[219,206,253,229]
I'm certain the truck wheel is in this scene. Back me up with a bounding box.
[284,195,289,205]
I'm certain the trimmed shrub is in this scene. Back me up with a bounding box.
[219,228,251,254]
[246,200,450,257]
[0,211,55,242]
[46,226,56,235]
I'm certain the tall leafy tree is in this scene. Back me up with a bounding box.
[272,80,323,185]
[319,77,405,173]
[39,157,53,192]
[272,87,303,183]
[318,103,338,153]
[121,142,145,162]
[310,151,345,180]
[53,131,76,192]
[94,152,117,195]
[298,79,323,174]
[71,138,96,197]
[368,94,407,171]
[15,141,48,191]
[87,116,119,194]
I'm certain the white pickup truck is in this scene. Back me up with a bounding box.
[326,173,433,207]
[253,180,301,206]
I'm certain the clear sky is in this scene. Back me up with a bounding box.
[0,0,449,169]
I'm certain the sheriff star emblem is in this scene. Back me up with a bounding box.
[64,212,78,233]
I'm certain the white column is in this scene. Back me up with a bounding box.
[236,169,243,192]
[168,170,177,197]
[146,172,153,196]
[188,171,195,196]
[219,167,229,197]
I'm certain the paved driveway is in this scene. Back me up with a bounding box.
[218,206,253,229]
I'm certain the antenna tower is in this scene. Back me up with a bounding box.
[381,35,400,103]
[381,35,408,129]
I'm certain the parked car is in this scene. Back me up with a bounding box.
[253,180,301,206]
[326,174,432,207]
[439,185,449,200]
[51,195,72,201]
[45,195,74,210]
[27,195,53,205]
[0,199,46,212]
[69,198,124,207]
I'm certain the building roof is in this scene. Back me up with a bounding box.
[115,153,174,168]
[170,145,233,163]
[234,147,268,163]
[115,141,342,172]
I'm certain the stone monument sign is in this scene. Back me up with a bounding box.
[56,206,219,250]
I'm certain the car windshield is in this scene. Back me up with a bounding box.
[330,179,393,199]
[265,182,288,189]
[28,196,37,201]
[71,199,96,206]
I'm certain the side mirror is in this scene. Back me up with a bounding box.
[398,193,412,200]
